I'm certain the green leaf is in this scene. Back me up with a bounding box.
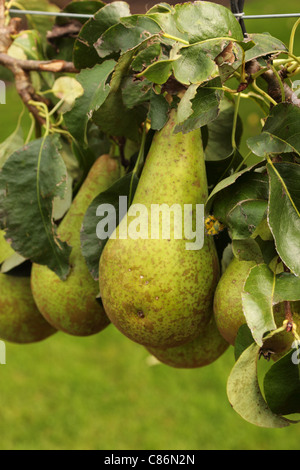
[227,343,292,428]
[212,171,269,224]
[73,2,130,69]
[0,127,24,169]
[247,104,300,157]
[131,42,162,72]
[173,2,244,44]
[149,93,169,131]
[227,199,268,239]
[242,264,277,346]
[264,349,300,416]
[232,238,264,264]
[267,162,300,277]
[64,60,116,144]
[245,33,287,62]
[81,173,139,280]
[274,273,300,303]
[0,136,71,280]
[94,15,161,58]
[234,324,255,361]
[174,78,223,134]
[92,51,147,141]
[172,43,218,85]
[138,59,175,85]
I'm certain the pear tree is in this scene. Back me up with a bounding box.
[0,1,299,428]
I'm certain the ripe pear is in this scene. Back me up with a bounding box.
[99,109,220,348]
[0,272,56,344]
[147,315,229,368]
[31,154,120,337]
[214,257,300,358]
[0,230,14,264]
[213,257,256,346]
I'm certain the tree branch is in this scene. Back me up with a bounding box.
[0,52,78,73]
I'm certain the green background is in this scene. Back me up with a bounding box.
[0,0,299,450]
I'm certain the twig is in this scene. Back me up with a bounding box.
[0,52,78,73]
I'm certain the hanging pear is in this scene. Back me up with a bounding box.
[31,154,120,337]
[147,316,229,368]
[99,109,220,348]
[0,232,56,343]
[0,272,56,344]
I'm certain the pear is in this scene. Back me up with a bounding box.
[31,154,120,337]
[213,257,256,346]
[213,257,300,358]
[99,109,220,348]
[0,230,14,264]
[0,273,56,344]
[147,316,229,368]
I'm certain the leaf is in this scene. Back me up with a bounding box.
[234,324,255,361]
[173,2,244,44]
[52,77,84,114]
[211,171,269,224]
[174,78,223,134]
[149,93,170,131]
[242,264,277,346]
[205,97,243,162]
[0,127,24,169]
[131,42,162,72]
[267,162,300,277]
[264,349,300,416]
[232,238,264,264]
[138,59,175,85]
[81,173,139,280]
[92,51,147,141]
[274,272,300,303]
[94,15,161,58]
[172,43,219,85]
[73,2,130,69]
[64,60,116,144]
[227,199,268,239]
[247,103,300,157]
[227,343,292,428]
[0,136,71,280]
[245,33,287,62]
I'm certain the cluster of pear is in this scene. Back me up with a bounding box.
[0,108,297,368]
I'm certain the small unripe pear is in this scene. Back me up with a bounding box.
[31,154,120,337]
[147,316,229,368]
[0,273,56,344]
[213,257,256,346]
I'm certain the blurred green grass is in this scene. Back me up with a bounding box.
[0,0,300,450]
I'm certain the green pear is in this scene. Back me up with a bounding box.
[213,257,256,346]
[147,316,229,368]
[0,230,14,264]
[0,273,56,344]
[31,154,120,337]
[213,257,300,358]
[99,109,220,348]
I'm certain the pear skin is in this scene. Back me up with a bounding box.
[0,273,56,344]
[213,257,256,346]
[147,316,229,368]
[99,110,220,348]
[31,154,120,337]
